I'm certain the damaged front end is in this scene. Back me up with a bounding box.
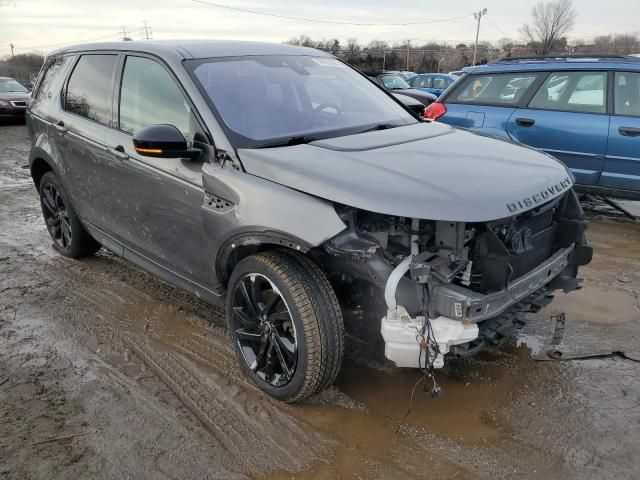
[319,190,592,369]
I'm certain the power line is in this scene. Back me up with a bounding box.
[485,17,512,38]
[191,0,472,26]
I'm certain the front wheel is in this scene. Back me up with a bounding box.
[225,250,344,402]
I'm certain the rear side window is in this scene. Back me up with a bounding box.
[30,56,73,115]
[452,73,539,105]
[529,71,606,114]
[118,56,197,141]
[65,54,117,124]
[613,72,640,116]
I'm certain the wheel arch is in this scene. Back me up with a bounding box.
[216,231,313,287]
[29,154,55,190]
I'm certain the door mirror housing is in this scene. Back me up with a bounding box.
[132,124,201,159]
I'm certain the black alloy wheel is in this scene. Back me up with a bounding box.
[231,273,298,387]
[40,182,72,250]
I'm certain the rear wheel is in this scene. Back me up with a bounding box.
[225,250,344,402]
[38,171,100,258]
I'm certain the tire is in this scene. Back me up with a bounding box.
[38,171,101,258]
[225,250,344,402]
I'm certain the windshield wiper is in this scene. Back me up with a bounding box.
[357,123,402,134]
[257,135,317,148]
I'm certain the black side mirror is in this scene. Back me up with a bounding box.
[132,124,201,159]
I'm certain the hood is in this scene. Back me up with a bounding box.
[390,89,436,103]
[238,122,573,222]
[392,93,423,107]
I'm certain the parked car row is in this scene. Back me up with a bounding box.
[425,55,640,198]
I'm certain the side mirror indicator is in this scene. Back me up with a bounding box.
[132,124,200,159]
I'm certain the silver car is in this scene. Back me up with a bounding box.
[26,41,592,401]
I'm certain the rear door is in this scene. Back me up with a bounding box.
[602,71,640,193]
[507,71,610,186]
[56,54,119,224]
[440,72,541,140]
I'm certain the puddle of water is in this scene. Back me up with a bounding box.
[334,346,537,444]
[541,284,640,325]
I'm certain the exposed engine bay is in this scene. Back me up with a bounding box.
[318,189,592,371]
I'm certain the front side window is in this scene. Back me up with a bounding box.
[412,77,432,89]
[613,72,640,116]
[433,77,451,89]
[529,71,606,114]
[0,79,28,93]
[65,54,117,124]
[188,55,416,147]
[453,73,539,105]
[119,56,196,141]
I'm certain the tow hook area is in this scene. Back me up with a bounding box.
[380,255,478,369]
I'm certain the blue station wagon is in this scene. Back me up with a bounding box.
[425,56,640,199]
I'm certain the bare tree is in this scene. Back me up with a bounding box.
[520,0,576,55]
[344,38,361,62]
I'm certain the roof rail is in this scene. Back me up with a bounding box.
[492,54,640,64]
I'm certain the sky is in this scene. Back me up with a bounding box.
[1,0,639,56]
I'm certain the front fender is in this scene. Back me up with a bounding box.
[200,162,346,283]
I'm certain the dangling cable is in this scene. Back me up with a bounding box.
[416,284,442,398]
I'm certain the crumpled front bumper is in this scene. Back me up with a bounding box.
[380,244,577,369]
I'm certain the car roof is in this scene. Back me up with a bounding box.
[411,73,455,77]
[463,56,640,74]
[0,76,17,80]
[49,40,332,61]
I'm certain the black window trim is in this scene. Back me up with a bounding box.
[61,52,120,128]
[523,69,610,116]
[610,70,640,118]
[114,51,213,145]
[442,71,548,109]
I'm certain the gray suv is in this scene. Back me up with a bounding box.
[27,41,592,401]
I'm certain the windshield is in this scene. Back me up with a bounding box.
[380,75,411,90]
[187,55,416,147]
[0,79,29,93]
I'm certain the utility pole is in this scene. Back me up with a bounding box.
[142,21,152,40]
[472,8,487,66]
[120,26,132,42]
[406,40,410,71]
[9,42,15,57]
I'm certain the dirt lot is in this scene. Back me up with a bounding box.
[1,122,640,480]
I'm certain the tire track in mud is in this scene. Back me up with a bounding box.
[52,264,329,474]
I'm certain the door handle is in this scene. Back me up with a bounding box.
[515,117,535,127]
[108,145,129,160]
[619,126,640,137]
[53,120,67,133]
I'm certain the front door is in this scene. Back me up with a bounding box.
[602,71,640,193]
[507,71,610,186]
[103,55,216,289]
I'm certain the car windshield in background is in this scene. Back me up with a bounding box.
[380,75,411,90]
[188,56,416,147]
[0,79,29,93]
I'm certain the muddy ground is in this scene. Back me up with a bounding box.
[1,122,640,480]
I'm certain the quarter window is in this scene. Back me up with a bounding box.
[119,56,196,141]
[65,54,117,124]
[452,73,539,105]
[613,72,640,116]
[529,71,606,114]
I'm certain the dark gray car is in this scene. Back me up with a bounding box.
[26,41,591,402]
